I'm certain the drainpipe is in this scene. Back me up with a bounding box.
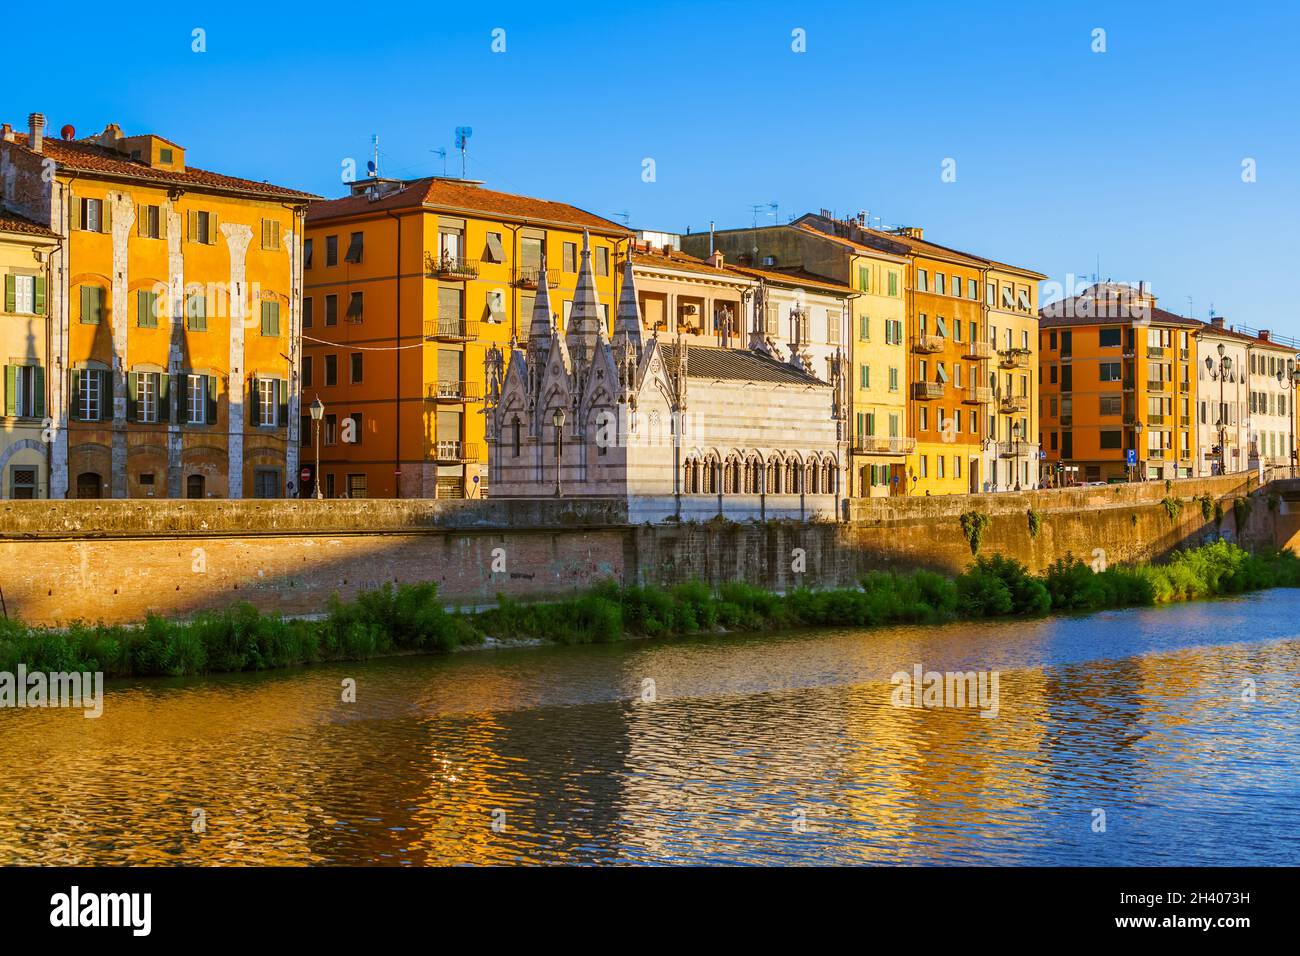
[385,209,402,497]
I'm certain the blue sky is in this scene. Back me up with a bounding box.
[7,0,1299,333]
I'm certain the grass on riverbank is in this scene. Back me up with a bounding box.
[2,540,1298,678]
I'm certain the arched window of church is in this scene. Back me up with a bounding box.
[511,418,521,457]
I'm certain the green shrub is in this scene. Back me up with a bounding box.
[959,511,992,555]
[1027,509,1043,539]
[1162,496,1182,522]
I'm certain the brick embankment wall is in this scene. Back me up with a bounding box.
[0,473,1284,627]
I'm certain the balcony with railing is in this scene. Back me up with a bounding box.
[1148,413,1166,425]
[1147,448,1167,460]
[1147,346,1167,359]
[433,440,482,463]
[911,381,944,400]
[424,317,480,342]
[995,441,1026,459]
[425,381,483,403]
[998,349,1031,369]
[999,394,1029,413]
[962,340,992,360]
[425,252,479,280]
[514,266,560,289]
[855,435,917,455]
[964,386,993,404]
[1147,379,1169,393]
[912,334,945,354]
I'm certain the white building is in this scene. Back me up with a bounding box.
[1194,318,1250,476]
[485,234,848,522]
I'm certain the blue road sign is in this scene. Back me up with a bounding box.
[1126,449,1137,466]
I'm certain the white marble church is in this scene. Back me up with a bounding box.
[484,234,847,522]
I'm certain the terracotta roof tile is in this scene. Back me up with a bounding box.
[723,262,852,295]
[0,209,58,239]
[307,177,631,234]
[7,133,318,202]
[630,248,739,279]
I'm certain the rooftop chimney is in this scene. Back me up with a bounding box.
[27,113,45,153]
[709,251,725,269]
[893,226,924,239]
[1259,330,1271,342]
[1,124,13,143]
[1210,316,1225,328]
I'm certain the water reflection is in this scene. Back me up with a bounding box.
[2,592,1298,865]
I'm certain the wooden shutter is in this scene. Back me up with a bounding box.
[101,199,112,234]
[3,366,15,416]
[3,275,14,313]
[248,375,259,425]
[101,369,113,421]
[205,375,218,424]
[126,371,138,422]
[32,366,44,419]
[157,371,169,422]
[137,204,147,237]
[158,208,168,240]
[68,369,80,421]
[209,212,219,244]
[34,276,45,315]
[277,379,288,427]
[171,373,184,423]
[186,210,197,242]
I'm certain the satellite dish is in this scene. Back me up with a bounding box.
[455,126,472,148]
[60,124,75,141]
[366,160,376,173]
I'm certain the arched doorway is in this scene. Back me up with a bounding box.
[75,472,102,499]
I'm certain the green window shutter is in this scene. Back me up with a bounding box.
[68,370,80,421]
[32,366,45,419]
[205,375,218,424]
[3,275,14,313]
[277,379,288,427]
[137,290,147,327]
[126,371,138,422]
[102,370,113,421]
[4,366,15,416]
[157,371,169,421]
[33,277,46,314]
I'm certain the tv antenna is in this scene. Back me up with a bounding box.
[750,204,766,228]
[768,201,780,224]
[612,211,631,227]
[369,134,379,179]
[430,148,447,177]
[454,127,473,179]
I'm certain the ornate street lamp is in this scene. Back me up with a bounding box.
[552,406,566,497]
[1276,357,1300,478]
[309,396,325,499]
[1012,420,1023,491]
[1206,345,1232,477]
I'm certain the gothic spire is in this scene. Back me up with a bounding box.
[527,251,553,353]
[566,230,602,368]
[612,246,644,360]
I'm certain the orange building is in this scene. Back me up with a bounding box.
[0,114,316,498]
[303,177,629,499]
[1039,282,1198,483]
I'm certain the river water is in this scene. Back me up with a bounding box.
[2,591,1298,866]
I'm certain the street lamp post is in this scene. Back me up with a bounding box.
[1276,358,1300,478]
[310,396,325,499]
[1133,420,1144,482]
[552,407,565,497]
[1012,420,1022,491]
[1206,345,1232,477]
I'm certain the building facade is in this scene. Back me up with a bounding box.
[0,115,313,499]
[1243,329,1299,472]
[0,211,58,497]
[681,224,909,497]
[984,263,1045,490]
[486,244,846,521]
[1039,283,1198,483]
[1193,318,1250,476]
[303,176,628,499]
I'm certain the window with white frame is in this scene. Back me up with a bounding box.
[77,368,104,421]
[257,378,277,427]
[12,275,35,314]
[187,374,207,424]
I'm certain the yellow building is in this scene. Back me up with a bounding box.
[0,211,58,497]
[680,223,909,496]
[984,262,1046,489]
[303,176,629,498]
[0,114,316,498]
